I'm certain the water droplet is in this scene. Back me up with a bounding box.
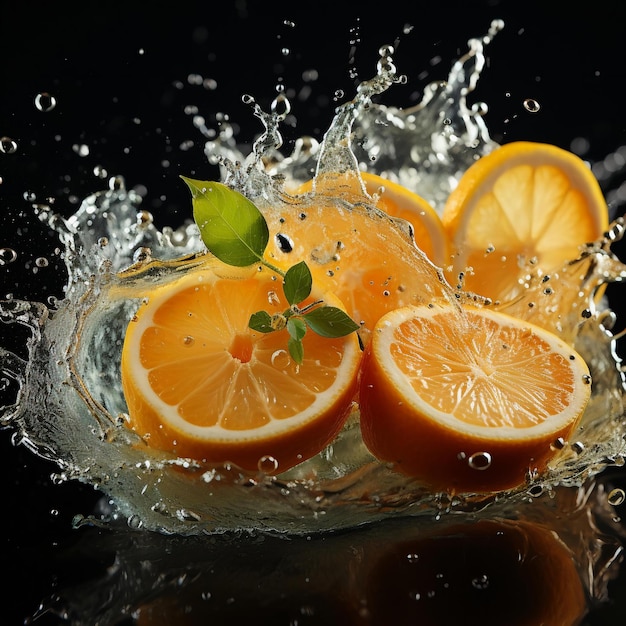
[275,232,294,253]
[108,175,126,191]
[406,553,419,563]
[257,455,279,473]
[271,349,290,368]
[268,291,281,306]
[137,210,153,226]
[35,256,49,268]
[93,165,108,179]
[551,437,566,451]
[571,441,585,454]
[23,190,36,202]
[0,136,18,154]
[176,508,202,522]
[523,98,541,113]
[468,451,492,471]
[0,247,18,265]
[608,488,625,506]
[471,574,489,589]
[182,335,195,346]
[133,247,152,263]
[34,92,57,112]
[127,514,143,529]
[72,143,90,157]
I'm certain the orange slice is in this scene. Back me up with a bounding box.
[442,141,609,301]
[295,171,448,266]
[120,265,361,473]
[359,303,591,493]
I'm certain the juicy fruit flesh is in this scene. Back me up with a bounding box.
[121,267,361,473]
[389,310,575,429]
[132,274,350,430]
[443,142,609,301]
[359,304,591,492]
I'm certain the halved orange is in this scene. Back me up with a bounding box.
[443,141,609,301]
[120,264,361,473]
[359,303,591,493]
[260,172,452,345]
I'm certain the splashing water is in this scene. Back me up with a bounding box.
[1,20,626,544]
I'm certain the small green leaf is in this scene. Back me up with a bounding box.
[249,310,274,333]
[287,316,307,342]
[288,336,304,364]
[182,177,269,267]
[283,261,312,306]
[304,306,360,338]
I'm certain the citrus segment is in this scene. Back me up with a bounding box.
[359,303,591,493]
[442,141,609,300]
[121,266,361,473]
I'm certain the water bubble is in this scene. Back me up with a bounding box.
[468,451,492,471]
[0,136,18,154]
[523,98,541,113]
[257,455,279,473]
[0,247,18,265]
[34,92,57,112]
[35,257,49,268]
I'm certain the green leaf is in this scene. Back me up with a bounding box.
[304,306,360,338]
[283,261,312,306]
[249,310,274,333]
[288,336,304,364]
[182,177,269,267]
[287,316,307,342]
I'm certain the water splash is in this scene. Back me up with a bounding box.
[1,22,625,544]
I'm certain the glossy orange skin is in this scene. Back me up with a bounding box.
[358,342,582,494]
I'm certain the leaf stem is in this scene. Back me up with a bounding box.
[259,258,286,278]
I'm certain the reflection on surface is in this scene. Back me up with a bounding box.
[28,472,626,626]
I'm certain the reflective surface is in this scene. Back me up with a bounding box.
[2,1,626,624]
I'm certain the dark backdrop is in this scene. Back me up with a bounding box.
[1,1,626,624]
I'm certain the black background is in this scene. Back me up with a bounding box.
[1,1,626,624]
